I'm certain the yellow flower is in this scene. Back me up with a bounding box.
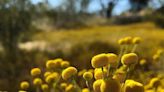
[82,88,90,92]
[149,77,161,88]
[153,54,160,61]
[44,71,51,78]
[60,83,67,89]
[113,70,126,83]
[121,53,138,66]
[41,84,49,91]
[124,80,144,92]
[61,61,70,68]
[20,81,29,90]
[100,79,121,92]
[33,78,42,86]
[65,84,76,92]
[91,53,109,68]
[62,67,77,80]
[46,58,62,69]
[107,53,118,68]
[78,69,87,76]
[118,38,126,45]
[94,68,107,80]
[93,79,103,92]
[132,37,142,44]
[124,36,133,44]
[83,72,93,81]
[139,59,147,65]
[30,68,41,77]
[45,72,59,83]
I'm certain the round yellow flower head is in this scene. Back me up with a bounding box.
[46,58,62,69]
[121,53,138,66]
[65,84,76,92]
[107,53,118,68]
[44,71,51,78]
[45,72,59,83]
[61,61,70,68]
[83,72,93,81]
[30,68,41,77]
[82,88,90,92]
[139,59,147,65]
[153,54,160,61]
[60,83,67,89]
[91,53,109,68]
[157,49,163,55]
[62,67,77,80]
[149,77,161,88]
[118,38,126,45]
[41,84,49,91]
[124,36,133,44]
[78,69,87,76]
[93,79,103,92]
[20,81,29,90]
[94,68,107,80]
[100,79,121,92]
[33,78,42,86]
[133,37,142,44]
[113,70,126,83]
[124,80,144,92]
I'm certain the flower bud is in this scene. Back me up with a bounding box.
[121,53,138,66]
[62,67,77,80]
[124,80,144,92]
[93,79,103,92]
[20,81,29,90]
[83,72,93,81]
[30,68,41,77]
[91,53,109,68]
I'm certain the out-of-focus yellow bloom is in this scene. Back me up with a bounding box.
[41,84,49,91]
[100,79,121,92]
[61,61,70,68]
[20,81,29,90]
[124,36,133,44]
[132,37,142,44]
[82,88,90,92]
[88,69,94,74]
[83,72,93,81]
[94,68,107,80]
[30,68,41,77]
[153,54,160,61]
[78,69,87,76]
[60,83,67,89]
[91,53,109,68]
[33,78,42,86]
[107,53,118,68]
[121,53,138,65]
[45,72,59,83]
[46,58,62,69]
[93,79,103,92]
[44,71,51,78]
[65,84,76,92]
[157,49,163,55]
[149,77,161,88]
[18,90,27,92]
[118,38,126,45]
[62,67,77,80]
[113,70,126,83]
[139,59,147,65]
[124,80,144,92]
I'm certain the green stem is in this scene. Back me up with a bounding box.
[131,44,138,53]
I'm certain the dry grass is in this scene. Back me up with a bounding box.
[32,22,164,55]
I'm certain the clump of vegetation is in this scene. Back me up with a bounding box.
[18,36,164,92]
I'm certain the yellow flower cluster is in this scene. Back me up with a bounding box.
[18,36,164,92]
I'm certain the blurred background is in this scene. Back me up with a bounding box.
[0,0,164,91]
